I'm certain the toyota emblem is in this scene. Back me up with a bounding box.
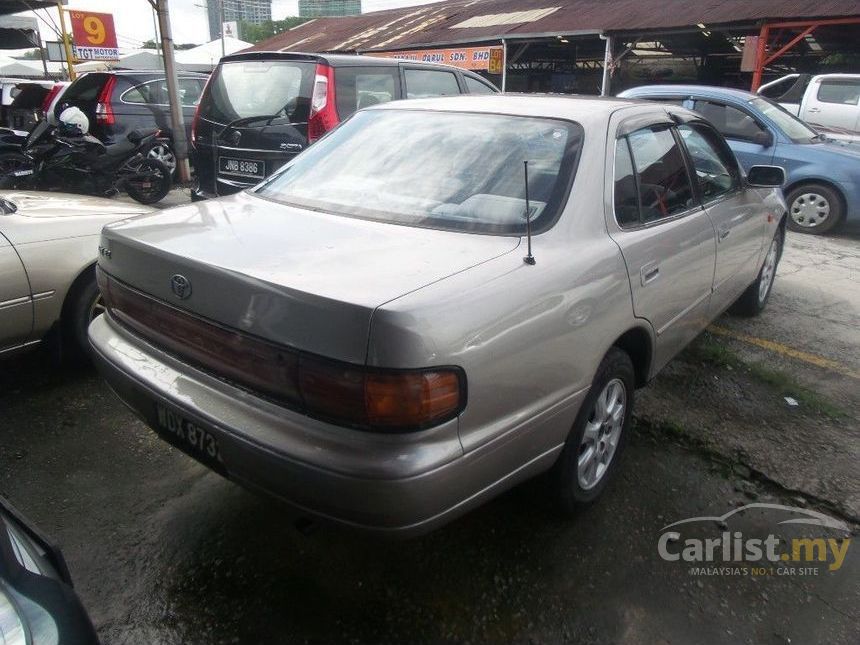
[170,274,192,299]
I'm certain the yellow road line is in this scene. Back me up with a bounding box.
[708,325,860,380]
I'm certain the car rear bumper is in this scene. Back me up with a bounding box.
[88,313,563,536]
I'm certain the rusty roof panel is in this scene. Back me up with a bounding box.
[247,0,860,53]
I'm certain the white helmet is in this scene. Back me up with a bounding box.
[58,106,89,136]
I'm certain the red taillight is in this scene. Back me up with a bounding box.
[95,76,117,126]
[191,72,213,148]
[98,269,465,431]
[190,102,201,147]
[307,63,339,143]
[41,84,62,117]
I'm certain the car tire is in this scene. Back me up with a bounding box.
[63,269,105,361]
[785,183,844,235]
[731,226,784,317]
[552,347,635,514]
[124,159,172,205]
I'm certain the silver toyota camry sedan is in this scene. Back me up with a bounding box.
[89,95,787,535]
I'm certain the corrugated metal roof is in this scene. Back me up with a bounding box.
[247,0,860,53]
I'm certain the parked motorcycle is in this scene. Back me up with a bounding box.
[0,113,172,205]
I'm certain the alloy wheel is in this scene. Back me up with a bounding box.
[578,378,627,490]
[758,237,779,304]
[146,143,176,174]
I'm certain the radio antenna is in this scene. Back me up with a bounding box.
[523,160,536,265]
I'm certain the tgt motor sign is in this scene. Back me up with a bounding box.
[70,11,119,61]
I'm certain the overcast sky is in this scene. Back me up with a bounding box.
[25,0,441,47]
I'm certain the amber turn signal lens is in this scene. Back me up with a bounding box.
[365,371,462,428]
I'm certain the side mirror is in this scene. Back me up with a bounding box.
[752,129,774,148]
[747,165,785,188]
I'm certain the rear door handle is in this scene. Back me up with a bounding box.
[718,227,731,241]
[808,107,821,113]
[640,263,660,286]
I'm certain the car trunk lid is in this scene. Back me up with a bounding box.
[98,191,520,364]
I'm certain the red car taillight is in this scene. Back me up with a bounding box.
[95,76,117,126]
[40,84,62,117]
[307,63,339,143]
[191,72,214,147]
[190,101,201,147]
[97,269,465,431]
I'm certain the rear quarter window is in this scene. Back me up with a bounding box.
[404,69,461,98]
[334,66,400,119]
[464,75,497,94]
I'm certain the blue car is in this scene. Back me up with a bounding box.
[619,85,860,234]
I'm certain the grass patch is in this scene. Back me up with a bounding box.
[686,336,744,370]
[745,363,848,419]
[685,334,849,420]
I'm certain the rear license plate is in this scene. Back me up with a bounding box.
[155,404,225,473]
[219,156,265,179]
[12,169,33,177]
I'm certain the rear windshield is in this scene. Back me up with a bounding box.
[10,84,49,108]
[62,73,107,102]
[255,109,583,235]
[201,60,315,125]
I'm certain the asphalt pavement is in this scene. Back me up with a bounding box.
[0,225,858,644]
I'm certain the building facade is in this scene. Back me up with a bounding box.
[298,1,362,18]
[207,0,273,40]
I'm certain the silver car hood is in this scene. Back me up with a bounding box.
[99,191,520,363]
[0,191,153,245]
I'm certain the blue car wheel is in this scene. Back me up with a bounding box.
[785,183,844,235]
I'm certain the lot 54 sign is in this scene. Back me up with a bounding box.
[70,11,119,61]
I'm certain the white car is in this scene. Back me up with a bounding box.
[758,74,860,143]
[1,191,152,358]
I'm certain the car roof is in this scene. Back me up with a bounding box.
[224,51,402,67]
[85,70,208,79]
[220,50,490,78]
[621,84,757,102]
[366,93,640,123]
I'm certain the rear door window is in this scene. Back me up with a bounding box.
[201,60,316,125]
[404,69,461,98]
[692,100,765,142]
[624,126,696,224]
[816,79,860,105]
[178,78,205,106]
[464,75,497,94]
[122,81,163,105]
[334,67,400,118]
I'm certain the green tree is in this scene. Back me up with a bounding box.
[238,18,311,44]
[141,39,197,50]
